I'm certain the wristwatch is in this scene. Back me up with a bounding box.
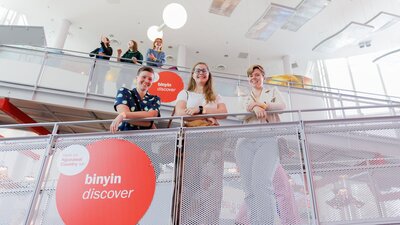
[198,106,203,114]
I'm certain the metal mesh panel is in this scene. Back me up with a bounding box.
[304,118,400,224]
[34,129,178,225]
[0,137,49,225]
[180,124,310,225]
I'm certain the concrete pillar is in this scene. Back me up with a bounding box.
[53,19,71,49]
[176,44,186,69]
[282,55,293,74]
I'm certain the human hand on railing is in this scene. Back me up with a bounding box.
[132,57,138,64]
[98,52,106,56]
[247,102,258,112]
[117,48,122,56]
[110,112,126,134]
[206,117,219,126]
[185,107,200,115]
[149,53,156,61]
[253,106,267,119]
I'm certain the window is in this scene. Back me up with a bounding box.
[0,6,28,25]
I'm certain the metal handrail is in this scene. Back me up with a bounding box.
[1,44,399,102]
[0,104,398,131]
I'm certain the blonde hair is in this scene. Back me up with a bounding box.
[187,62,216,103]
[247,64,265,77]
[152,38,163,50]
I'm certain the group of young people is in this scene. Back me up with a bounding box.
[108,60,301,224]
[89,36,166,94]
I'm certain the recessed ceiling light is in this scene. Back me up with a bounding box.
[224,54,229,57]
[168,45,173,49]
[238,52,248,59]
[140,41,144,43]
[216,64,226,71]
[109,34,114,38]
[110,39,120,45]
[196,51,200,54]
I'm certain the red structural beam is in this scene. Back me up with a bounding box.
[0,98,49,160]
[0,98,50,135]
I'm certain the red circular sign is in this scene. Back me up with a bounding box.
[149,71,184,103]
[56,139,156,225]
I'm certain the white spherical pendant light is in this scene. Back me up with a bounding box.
[162,3,187,29]
[147,25,163,41]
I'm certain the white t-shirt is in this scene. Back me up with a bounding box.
[176,90,223,109]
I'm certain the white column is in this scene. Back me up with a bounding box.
[282,55,293,74]
[176,44,186,69]
[52,19,71,49]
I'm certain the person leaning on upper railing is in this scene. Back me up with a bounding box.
[174,62,227,126]
[116,40,143,89]
[234,64,301,225]
[174,62,227,224]
[110,66,160,133]
[117,40,143,65]
[89,36,113,60]
[145,38,165,67]
[88,36,113,94]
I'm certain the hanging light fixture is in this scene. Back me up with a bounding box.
[163,3,188,29]
[146,25,164,42]
[245,3,295,41]
[312,22,374,53]
[313,11,400,53]
[147,3,187,41]
[282,0,332,32]
[366,11,400,32]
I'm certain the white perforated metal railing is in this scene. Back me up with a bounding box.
[1,108,400,224]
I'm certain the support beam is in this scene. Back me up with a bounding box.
[0,98,50,135]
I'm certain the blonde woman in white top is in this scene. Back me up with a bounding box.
[235,65,300,225]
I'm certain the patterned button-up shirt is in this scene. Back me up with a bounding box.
[114,88,161,131]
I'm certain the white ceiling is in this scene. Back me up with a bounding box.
[2,0,400,75]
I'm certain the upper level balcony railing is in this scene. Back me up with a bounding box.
[0,44,399,122]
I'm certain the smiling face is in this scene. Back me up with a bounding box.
[136,71,154,92]
[192,63,210,86]
[248,68,264,89]
[153,38,163,49]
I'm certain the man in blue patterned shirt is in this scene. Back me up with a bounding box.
[110,66,161,132]
[110,66,162,177]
